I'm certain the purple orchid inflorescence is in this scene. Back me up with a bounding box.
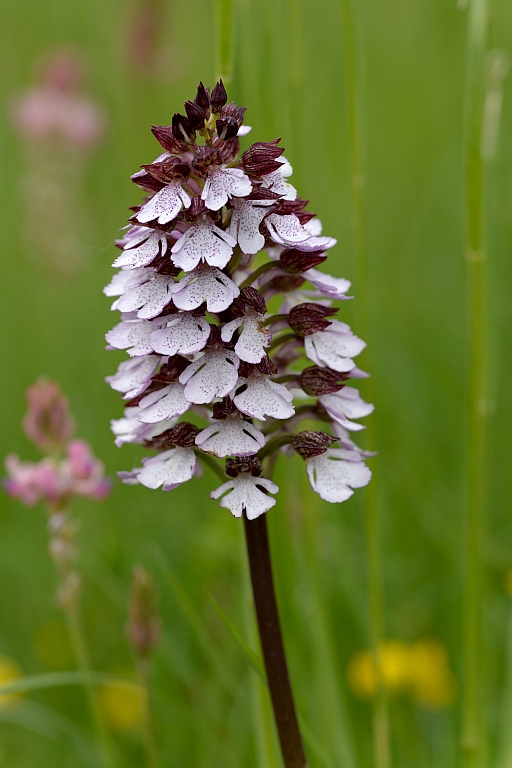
[105,81,374,519]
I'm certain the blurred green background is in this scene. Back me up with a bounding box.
[1,0,511,766]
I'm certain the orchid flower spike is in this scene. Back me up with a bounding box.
[105,81,374,518]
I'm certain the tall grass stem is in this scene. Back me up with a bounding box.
[215,0,234,84]
[339,1,390,765]
[461,0,490,765]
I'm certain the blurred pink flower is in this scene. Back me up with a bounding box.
[23,378,75,454]
[10,49,106,150]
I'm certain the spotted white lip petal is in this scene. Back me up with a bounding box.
[150,312,210,356]
[105,318,154,357]
[136,183,192,225]
[115,273,174,319]
[106,356,161,399]
[303,268,351,300]
[306,448,371,503]
[210,474,279,519]
[103,269,137,297]
[304,320,366,372]
[195,418,265,457]
[221,313,271,363]
[170,266,239,313]
[233,375,294,421]
[261,156,297,201]
[137,382,191,423]
[171,217,237,271]
[228,198,275,255]
[201,168,252,211]
[111,407,177,447]
[112,229,168,269]
[319,387,374,431]
[135,447,197,490]
[179,347,239,404]
[265,213,312,245]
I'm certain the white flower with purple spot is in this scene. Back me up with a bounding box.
[179,347,239,404]
[303,269,352,300]
[319,387,374,431]
[261,157,297,201]
[306,448,371,503]
[171,216,236,271]
[304,320,366,372]
[170,266,239,313]
[121,447,197,491]
[106,356,160,399]
[210,474,279,519]
[113,228,167,269]
[201,167,252,211]
[137,382,191,423]
[221,311,271,364]
[195,417,265,457]
[265,213,337,251]
[228,198,275,255]
[105,317,154,357]
[111,407,177,447]
[149,312,210,356]
[136,183,191,225]
[113,272,174,319]
[233,375,294,421]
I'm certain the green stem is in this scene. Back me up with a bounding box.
[195,450,226,481]
[462,0,490,765]
[269,332,299,352]
[340,0,389,765]
[214,0,234,84]
[138,658,158,768]
[66,603,116,768]
[257,433,296,461]
[238,261,277,290]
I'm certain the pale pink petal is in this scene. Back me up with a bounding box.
[105,318,154,357]
[304,320,366,372]
[195,418,265,457]
[261,156,297,201]
[136,183,191,225]
[221,312,271,363]
[303,268,352,300]
[201,168,252,211]
[111,407,177,446]
[170,266,239,313]
[112,229,168,269]
[179,348,239,403]
[307,448,371,503]
[116,273,174,319]
[319,387,374,431]
[150,312,210,356]
[228,198,275,255]
[105,356,160,399]
[134,447,197,490]
[137,382,191,423]
[210,474,279,519]
[171,217,236,271]
[237,125,252,136]
[233,375,294,421]
[103,269,135,297]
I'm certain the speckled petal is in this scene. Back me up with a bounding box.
[150,312,210,356]
[195,418,265,457]
[179,348,239,404]
[210,474,279,519]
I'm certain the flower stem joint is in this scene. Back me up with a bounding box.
[105,80,374,517]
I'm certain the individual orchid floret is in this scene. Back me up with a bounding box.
[170,216,236,271]
[104,80,373,519]
[195,416,265,457]
[306,448,372,503]
[136,182,192,225]
[149,312,210,356]
[201,167,252,211]
[121,446,197,491]
[211,473,279,520]
[170,266,240,312]
[304,319,366,372]
[228,198,275,255]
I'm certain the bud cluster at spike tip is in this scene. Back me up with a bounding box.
[105,81,374,518]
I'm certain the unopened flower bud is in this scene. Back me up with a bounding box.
[23,378,74,454]
[279,249,327,274]
[171,113,195,143]
[126,565,161,660]
[293,431,336,460]
[299,366,348,396]
[210,80,228,113]
[288,303,338,336]
[242,140,284,176]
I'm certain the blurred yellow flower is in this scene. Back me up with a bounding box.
[0,656,23,708]
[504,569,512,596]
[347,638,457,709]
[98,673,144,732]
